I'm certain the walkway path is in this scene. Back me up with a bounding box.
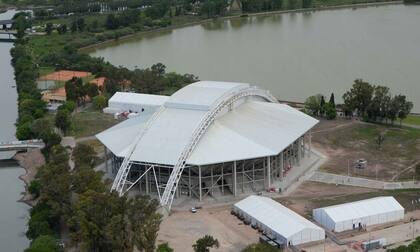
[309,171,420,190]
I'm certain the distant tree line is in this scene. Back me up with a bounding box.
[342,79,413,125]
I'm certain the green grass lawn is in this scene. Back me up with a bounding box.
[403,115,420,126]
[69,109,121,138]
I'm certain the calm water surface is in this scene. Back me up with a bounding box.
[90,4,420,111]
[0,9,30,251]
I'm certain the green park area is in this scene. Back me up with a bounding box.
[404,115,420,126]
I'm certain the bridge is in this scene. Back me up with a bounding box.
[0,140,45,152]
[0,19,16,42]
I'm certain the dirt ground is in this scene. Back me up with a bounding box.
[311,119,420,181]
[157,207,259,252]
[157,182,420,252]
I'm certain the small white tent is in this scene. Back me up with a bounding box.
[233,196,325,246]
[313,196,404,232]
[105,92,168,114]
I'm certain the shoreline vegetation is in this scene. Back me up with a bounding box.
[5,1,418,250]
[80,0,402,52]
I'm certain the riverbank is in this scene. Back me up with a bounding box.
[14,149,45,206]
[80,0,401,52]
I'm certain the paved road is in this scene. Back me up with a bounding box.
[309,171,420,190]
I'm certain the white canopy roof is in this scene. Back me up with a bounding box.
[96,81,318,166]
[109,92,169,106]
[234,196,324,240]
[314,197,404,223]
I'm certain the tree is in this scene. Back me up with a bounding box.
[45,23,53,35]
[65,77,85,104]
[57,24,67,34]
[72,191,130,252]
[77,18,86,31]
[320,95,326,116]
[304,94,323,116]
[157,243,174,252]
[192,235,220,252]
[288,0,297,9]
[128,196,162,252]
[302,0,312,8]
[25,235,59,252]
[72,166,106,194]
[324,102,337,120]
[329,93,335,108]
[394,95,413,126]
[104,78,119,96]
[28,180,42,198]
[106,14,119,29]
[342,79,374,118]
[93,95,108,110]
[367,85,391,122]
[71,21,78,33]
[73,143,96,167]
[55,109,71,133]
[84,82,99,98]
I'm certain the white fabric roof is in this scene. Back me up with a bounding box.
[234,196,324,240]
[109,92,168,106]
[96,81,318,166]
[188,101,317,165]
[314,197,404,223]
[165,81,249,111]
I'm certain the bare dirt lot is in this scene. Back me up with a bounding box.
[311,119,420,181]
[158,182,420,252]
[157,207,259,252]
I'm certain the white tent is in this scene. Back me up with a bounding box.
[313,196,404,232]
[97,81,318,166]
[233,196,325,246]
[105,92,168,114]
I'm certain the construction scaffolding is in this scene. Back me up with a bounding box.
[107,133,311,202]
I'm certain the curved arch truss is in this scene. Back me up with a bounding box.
[111,86,278,211]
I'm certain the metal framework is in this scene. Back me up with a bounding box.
[110,86,279,211]
[107,134,310,203]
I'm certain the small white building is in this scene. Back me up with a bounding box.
[313,196,405,233]
[233,195,325,246]
[104,92,169,114]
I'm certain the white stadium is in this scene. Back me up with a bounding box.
[97,81,318,211]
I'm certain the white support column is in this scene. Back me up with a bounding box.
[267,156,271,188]
[199,166,202,202]
[280,152,284,181]
[104,146,108,174]
[233,161,237,197]
[309,130,312,157]
[145,168,149,194]
[188,168,191,198]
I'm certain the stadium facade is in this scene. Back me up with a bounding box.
[97,81,318,210]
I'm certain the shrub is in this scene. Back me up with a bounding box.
[28,180,42,198]
[93,95,108,110]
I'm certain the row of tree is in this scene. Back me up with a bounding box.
[304,93,337,120]
[342,79,413,125]
[26,142,163,252]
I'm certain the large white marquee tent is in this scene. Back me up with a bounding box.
[233,195,325,246]
[97,81,318,210]
[313,196,404,232]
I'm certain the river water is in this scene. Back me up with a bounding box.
[89,4,420,111]
[0,9,30,252]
